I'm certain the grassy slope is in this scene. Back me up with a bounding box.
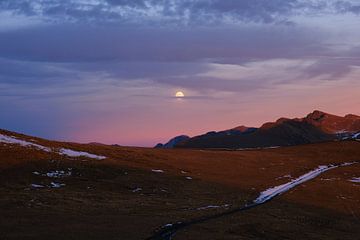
[1,129,360,239]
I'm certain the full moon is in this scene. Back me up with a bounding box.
[175,91,185,98]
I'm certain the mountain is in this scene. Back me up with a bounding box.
[303,110,360,134]
[155,135,190,148]
[169,110,360,149]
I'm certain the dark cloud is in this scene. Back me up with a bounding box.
[334,1,360,14]
[0,24,329,63]
[2,0,359,26]
[104,0,147,7]
[0,20,358,93]
[0,58,81,85]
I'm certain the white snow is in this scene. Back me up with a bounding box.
[237,147,255,151]
[276,174,292,180]
[132,187,142,192]
[162,222,183,228]
[254,162,357,204]
[185,176,192,180]
[0,134,106,160]
[50,182,66,188]
[353,132,360,139]
[336,130,349,134]
[197,205,220,210]
[152,169,164,173]
[264,146,281,149]
[59,148,106,160]
[31,182,65,188]
[237,146,281,151]
[320,178,339,181]
[33,169,72,178]
[341,162,357,167]
[46,170,72,178]
[197,204,230,210]
[0,134,51,152]
[350,177,360,183]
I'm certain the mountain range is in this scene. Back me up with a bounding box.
[156,110,360,149]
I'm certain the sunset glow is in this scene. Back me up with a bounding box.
[0,1,360,146]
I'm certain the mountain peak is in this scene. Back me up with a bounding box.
[304,110,360,133]
[345,114,360,119]
[232,125,252,132]
[306,110,329,121]
[260,117,291,130]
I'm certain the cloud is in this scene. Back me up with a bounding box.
[2,0,360,28]
[334,0,360,14]
[2,0,360,147]
[0,23,329,62]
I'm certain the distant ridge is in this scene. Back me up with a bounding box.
[158,110,360,149]
[155,135,190,149]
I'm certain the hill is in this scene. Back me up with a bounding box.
[1,128,360,239]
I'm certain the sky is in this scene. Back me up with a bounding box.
[1,0,360,146]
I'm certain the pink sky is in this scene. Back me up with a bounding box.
[1,0,360,146]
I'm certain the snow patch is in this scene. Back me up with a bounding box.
[33,169,72,178]
[353,132,360,139]
[0,134,106,160]
[320,177,339,181]
[50,182,66,188]
[152,169,164,173]
[264,146,281,149]
[276,174,292,180]
[59,148,106,160]
[161,222,182,229]
[0,134,50,152]
[196,204,230,210]
[336,130,349,134]
[350,177,360,183]
[132,187,142,192]
[237,146,281,151]
[185,176,192,180]
[254,162,357,204]
[30,182,66,189]
[46,170,71,178]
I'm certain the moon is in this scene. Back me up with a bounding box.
[175,91,185,98]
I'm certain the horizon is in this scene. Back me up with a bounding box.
[1,1,360,147]
[2,109,359,147]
